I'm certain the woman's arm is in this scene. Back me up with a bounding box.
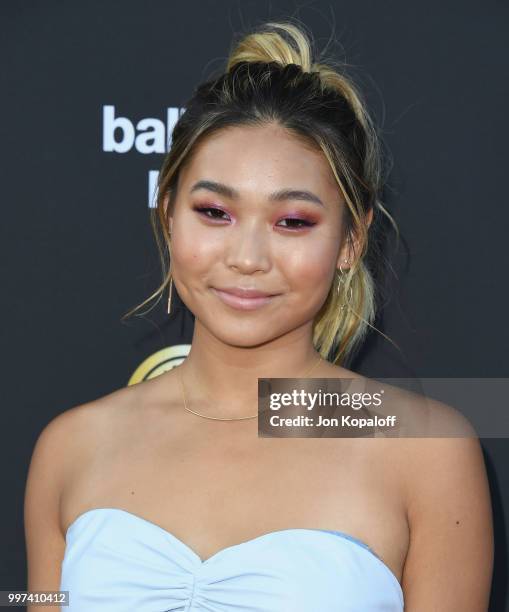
[401,426,494,610]
[24,411,76,611]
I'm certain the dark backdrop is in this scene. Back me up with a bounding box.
[1,1,507,609]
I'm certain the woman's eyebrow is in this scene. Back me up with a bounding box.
[189,179,325,208]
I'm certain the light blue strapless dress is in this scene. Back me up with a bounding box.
[60,507,404,611]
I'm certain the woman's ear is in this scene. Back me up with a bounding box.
[336,207,373,270]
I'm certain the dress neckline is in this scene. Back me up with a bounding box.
[64,506,403,596]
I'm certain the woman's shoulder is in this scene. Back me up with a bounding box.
[25,385,139,539]
[36,374,179,471]
[60,373,183,446]
[49,383,139,438]
[326,362,476,435]
[324,362,480,480]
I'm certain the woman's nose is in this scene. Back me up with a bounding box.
[224,221,271,274]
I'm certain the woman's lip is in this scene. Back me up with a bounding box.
[211,288,279,311]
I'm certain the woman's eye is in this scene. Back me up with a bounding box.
[278,218,316,230]
[194,206,229,220]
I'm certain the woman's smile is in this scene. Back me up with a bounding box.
[210,287,281,311]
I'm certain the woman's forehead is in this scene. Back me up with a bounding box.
[180,126,342,204]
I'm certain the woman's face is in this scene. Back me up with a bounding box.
[167,123,352,348]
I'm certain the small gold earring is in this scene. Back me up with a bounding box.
[337,259,351,311]
[339,258,349,273]
[166,276,173,315]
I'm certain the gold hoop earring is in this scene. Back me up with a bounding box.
[167,276,173,315]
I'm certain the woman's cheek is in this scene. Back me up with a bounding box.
[283,245,336,292]
[169,231,188,268]
[172,232,219,273]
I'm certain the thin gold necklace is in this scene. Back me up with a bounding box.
[176,355,323,421]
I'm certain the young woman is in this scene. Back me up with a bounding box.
[25,20,493,611]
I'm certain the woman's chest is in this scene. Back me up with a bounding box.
[62,430,409,583]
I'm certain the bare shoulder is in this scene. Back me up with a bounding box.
[344,374,494,610]
[25,383,138,515]
[330,362,478,436]
[34,383,142,457]
[59,370,182,465]
[25,377,163,524]
[24,380,159,603]
[41,372,178,450]
[326,364,494,609]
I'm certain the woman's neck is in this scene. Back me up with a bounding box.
[174,321,323,420]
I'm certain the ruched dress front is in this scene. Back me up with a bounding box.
[60,507,404,611]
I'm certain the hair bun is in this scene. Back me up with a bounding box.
[226,21,315,74]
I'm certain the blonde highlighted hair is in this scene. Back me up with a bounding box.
[122,20,399,366]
